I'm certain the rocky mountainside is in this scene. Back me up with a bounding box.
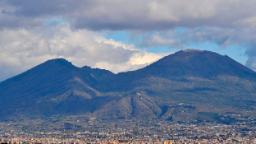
[0,50,256,123]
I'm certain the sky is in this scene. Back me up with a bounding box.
[0,0,256,81]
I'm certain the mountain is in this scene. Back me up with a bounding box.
[139,49,255,78]
[0,50,256,123]
[0,58,114,118]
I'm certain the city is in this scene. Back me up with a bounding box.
[0,116,256,143]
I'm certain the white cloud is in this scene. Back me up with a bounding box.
[94,52,163,72]
[0,25,163,81]
[128,53,162,66]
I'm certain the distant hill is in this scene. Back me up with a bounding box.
[0,50,256,123]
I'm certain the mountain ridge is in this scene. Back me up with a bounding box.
[0,50,256,123]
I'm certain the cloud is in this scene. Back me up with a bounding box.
[1,0,256,77]
[95,52,163,72]
[0,25,163,81]
[1,0,256,30]
[140,33,178,48]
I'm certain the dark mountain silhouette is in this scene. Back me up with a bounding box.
[0,50,256,123]
[140,49,255,78]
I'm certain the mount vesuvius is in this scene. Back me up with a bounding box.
[0,50,256,123]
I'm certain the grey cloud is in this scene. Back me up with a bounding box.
[5,0,72,17]
[1,0,256,30]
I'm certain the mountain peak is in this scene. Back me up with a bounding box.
[43,58,73,66]
[174,49,218,56]
[33,58,77,72]
[179,49,204,53]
